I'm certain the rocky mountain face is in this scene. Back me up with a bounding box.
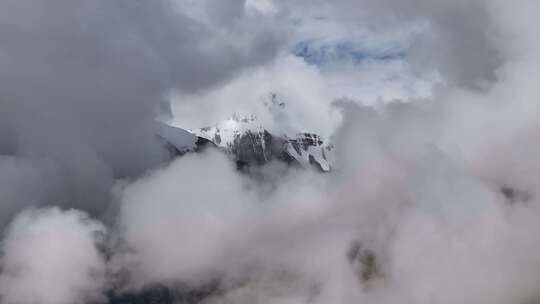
[108,283,218,304]
[157,119,333,172]
[192,114,333,172]
[157,94,333,172]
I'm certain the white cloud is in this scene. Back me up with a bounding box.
[3,1,540,303]
[170,53,437,138]
[0,207,106,304]
[245,0,278,16]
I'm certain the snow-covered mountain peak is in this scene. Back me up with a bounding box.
[160,92,334,171]
[190,110,333,171]
[193,112,264,147]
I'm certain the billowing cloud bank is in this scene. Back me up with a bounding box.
[2,0,540,303]
[0,208,106,304]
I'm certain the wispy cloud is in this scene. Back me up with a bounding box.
[2,0,540,303]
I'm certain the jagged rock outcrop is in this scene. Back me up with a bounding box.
[158,93,333,171]
[192,114,333,171]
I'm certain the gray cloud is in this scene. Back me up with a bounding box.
[112,1,540,302]
[3,0,540,303]
[0,0,286,225]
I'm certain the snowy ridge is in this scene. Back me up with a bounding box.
[286,133,333,171]
[155,122,198,153]
[193,114,265,151]
[160,93,333,171]
[191,113,333,171]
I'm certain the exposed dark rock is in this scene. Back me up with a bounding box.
[347,241,381,284]
[108,283,220,304]
[500,186,531,204]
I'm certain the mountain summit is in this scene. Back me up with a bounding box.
[192,113,333,171]
[159,94,333,171]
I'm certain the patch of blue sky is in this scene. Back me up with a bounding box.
[293,40,406,66]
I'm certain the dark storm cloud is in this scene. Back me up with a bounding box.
[0,0,285,224]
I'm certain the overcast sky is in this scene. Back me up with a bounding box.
[2,1,540,303]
